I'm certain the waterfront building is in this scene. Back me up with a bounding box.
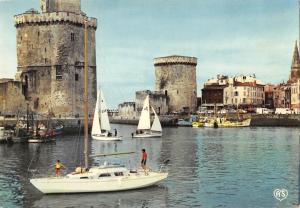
[0,0,97,117]
[117,102,136,119]
[154,55,198,113]
[201,75,228,108]
[264,84,275,109]
[273,83,291,109]
[223,75,265,108]
[291,79,300,113]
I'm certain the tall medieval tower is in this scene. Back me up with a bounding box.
[14,0,97,118]
[154,55,197,113]
[289,41,300,83]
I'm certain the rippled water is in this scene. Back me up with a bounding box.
[0,125,299,208]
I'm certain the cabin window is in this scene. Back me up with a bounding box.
[114,172,124,176]
[80,177,88,179]
[99,173,111,177]
[56,65,62,80]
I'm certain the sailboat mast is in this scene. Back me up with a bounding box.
[84,19,89,169]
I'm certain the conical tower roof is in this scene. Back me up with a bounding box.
[289,41,300,83]
[292,41,300,70]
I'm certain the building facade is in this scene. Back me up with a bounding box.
[154,55,197,113]
[291,79,300,112]
[223,75,265,108]
[14,0,97,118]
[201,75,228,107]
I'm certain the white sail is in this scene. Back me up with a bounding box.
[99,90,111,132]
[151,106,162,132]
[137,95,151,130]
[91,92,101,135]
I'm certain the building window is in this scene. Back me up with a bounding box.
[38,31,40,37]
[75,73,79,81]
[45,47,47,52]
[71,33,75,41]
[56,65,62,80]
[49,38,51,43]
[234,91,238,96]
[44,58,47,64]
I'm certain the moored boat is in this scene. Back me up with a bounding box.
[91,90,122,141]
[30,163,168,194]
[133,95,162,138]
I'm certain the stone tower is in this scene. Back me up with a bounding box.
[154,55,197,113]
[289,41,300,83]
[14,0,97,118]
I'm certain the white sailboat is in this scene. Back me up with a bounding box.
[133,95,162,138]
[30,21,168,194]
[91,90,122,141]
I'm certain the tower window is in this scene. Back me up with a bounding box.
[71,33,75,41]
[75,73,79,81]
[56,65,62,80]
[44,58,47,64]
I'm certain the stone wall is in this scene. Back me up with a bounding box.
[135,90,168,115]
[0,79,26,115]
[154,55,197,113]
[15,8,97,118]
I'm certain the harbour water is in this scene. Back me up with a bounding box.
[0,125,299,208]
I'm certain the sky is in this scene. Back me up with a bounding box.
[0,0,299,108]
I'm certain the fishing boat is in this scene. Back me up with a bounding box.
[30,21,168,194]
[133,95,162,138]
[91,90,122,141]
[204,118,251,128]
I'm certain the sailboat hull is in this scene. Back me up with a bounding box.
[92,135,122,141]
[133,132,162,138]
[30,172,168,194]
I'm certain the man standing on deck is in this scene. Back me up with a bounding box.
[141,149,148,174]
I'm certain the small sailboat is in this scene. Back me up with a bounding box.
[133,95,162,138]
[91,90,122,141]
[30,21,167,194]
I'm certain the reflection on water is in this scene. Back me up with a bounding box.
[0,125,298,208]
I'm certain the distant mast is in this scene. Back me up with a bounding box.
[84,19,89,169]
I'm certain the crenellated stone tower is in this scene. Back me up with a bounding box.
[154,55,197,113]
[289,41,300,84]
[14,0,97,118]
